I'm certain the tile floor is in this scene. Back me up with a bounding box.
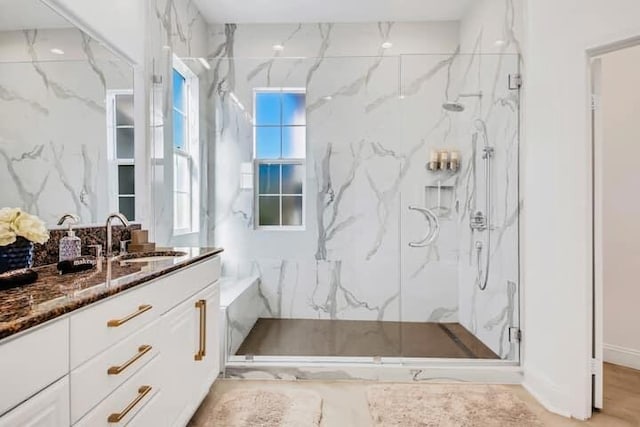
[189,363,640,426]
[237,319,498,359]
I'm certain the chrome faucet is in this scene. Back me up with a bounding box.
[57,213,79,227]
[105,213,130,258]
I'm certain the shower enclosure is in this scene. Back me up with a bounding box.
[174,50,521,368]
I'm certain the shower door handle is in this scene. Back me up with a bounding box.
[408,206,440,247]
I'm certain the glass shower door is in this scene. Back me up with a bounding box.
[399,53,521,362]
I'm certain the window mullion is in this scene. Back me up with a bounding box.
[254,89,305,228]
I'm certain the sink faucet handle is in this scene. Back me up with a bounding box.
[88,244,103,259]
[119,240,131,255]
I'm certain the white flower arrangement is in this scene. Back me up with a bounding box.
[0,208,50,247]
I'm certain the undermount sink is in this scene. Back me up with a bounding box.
[117,251,188,263]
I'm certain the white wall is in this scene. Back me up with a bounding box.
[43,0,145,64]
[0,28,133,225]
[601,44,640,371]
[522,0,640,420]
[456,0,522,360]
[41,0,152,229]
[147,0,210,247]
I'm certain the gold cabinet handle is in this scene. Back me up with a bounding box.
[194,299,207,361]
[107,305,152,327]
[107,345,152,375]
[107,385,152,423]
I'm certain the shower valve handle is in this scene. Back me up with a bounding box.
[470,210,487,231]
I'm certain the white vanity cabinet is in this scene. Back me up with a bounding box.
[162,284,220,426]
[0,255,221,427]
[0,377,70,427]
[0,319,69,417]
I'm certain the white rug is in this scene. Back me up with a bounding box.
[367,384,544,427]
[205,389,322,427]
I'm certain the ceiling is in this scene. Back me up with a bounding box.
[0,0,71,31]
[193,0,473,24]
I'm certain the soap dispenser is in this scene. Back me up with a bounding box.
[57,214,81,262]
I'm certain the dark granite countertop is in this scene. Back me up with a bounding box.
[0,247,223,341]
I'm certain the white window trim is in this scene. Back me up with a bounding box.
[172,56,200,236]
[106,89,135,220]
[253,87,307,231]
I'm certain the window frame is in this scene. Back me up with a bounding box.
[106,89,136,221]
[172,56,200,236]
[253,87,307,231]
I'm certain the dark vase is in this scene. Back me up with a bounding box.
[0,237,34,274]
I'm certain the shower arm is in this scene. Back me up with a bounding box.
[458,92,483,98]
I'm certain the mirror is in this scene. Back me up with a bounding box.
[0,0,136,226]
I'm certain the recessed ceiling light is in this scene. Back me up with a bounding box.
[198,57,211,70]
[494,39,506,46]
[398,94,406,100]
[272,44,284,52]
[381,41,393,49]
[50,48,64,55]
[323,95,333,101]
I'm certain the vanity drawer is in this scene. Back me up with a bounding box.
[124,388,167,427]
[161,257,221,306]
[75,354,162,427]
[70,257,220,368]
[0,319,69,416]
[70,317,161,423]
[70,279,164,368]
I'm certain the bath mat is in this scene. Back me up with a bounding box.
[204,389,322,427]
[367,384,543,427]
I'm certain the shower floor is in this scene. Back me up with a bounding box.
[236,318,499,359]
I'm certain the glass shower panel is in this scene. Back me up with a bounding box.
[305,56,403,358]
[399,53,521,361]
[212,55,404,360]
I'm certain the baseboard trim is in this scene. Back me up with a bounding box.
[604,343,640,370]
[523,368,573,419]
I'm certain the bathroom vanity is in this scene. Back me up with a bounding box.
[0,248,223,426]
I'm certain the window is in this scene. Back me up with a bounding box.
[172,58,200,235]
[254,89,306,228]
[107,90,135,221]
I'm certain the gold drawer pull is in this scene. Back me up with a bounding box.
[107,385,152,423]
[194,299,206,361]
[107,305,152,327]
[107,345,152,375]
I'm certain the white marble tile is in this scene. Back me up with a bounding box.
[149,6,524,361]
[0,29,131,224]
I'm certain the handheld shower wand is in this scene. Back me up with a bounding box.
[471,120,493,291]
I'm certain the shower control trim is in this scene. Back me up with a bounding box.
[470,210,488,231]
[482,146,494,159]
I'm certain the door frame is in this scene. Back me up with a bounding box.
[587,35,640,411]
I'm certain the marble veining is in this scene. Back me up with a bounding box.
[148,0,524,361]
[224,365,522,384]
[0,27,133,225]
[207,18,521,355]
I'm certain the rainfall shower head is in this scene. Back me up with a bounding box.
[442,92,483,113]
